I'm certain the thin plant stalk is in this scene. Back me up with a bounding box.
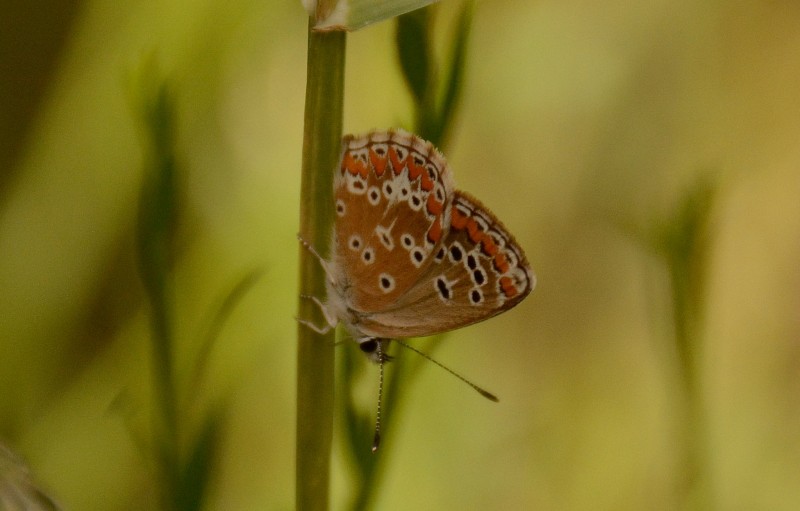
[136,77,182,509]
[296,18,346,511]
[654,176,716,510]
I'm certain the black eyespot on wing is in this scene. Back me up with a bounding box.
[450,245,463,261]
[467,254,478,270]
[470,289,482,304]
[436,278,451,300]
[473,269,485,285]
[380,274,394,290]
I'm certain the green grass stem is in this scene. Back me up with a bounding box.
[296,19,346,511]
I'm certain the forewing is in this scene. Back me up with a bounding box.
[355,191,535,339]
[330,129,455,313]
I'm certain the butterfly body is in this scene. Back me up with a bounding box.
[309,129,534,361]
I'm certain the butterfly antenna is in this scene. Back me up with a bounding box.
[394,339,499,402]
[372,342,385,453]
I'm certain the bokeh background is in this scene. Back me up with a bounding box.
[2,0,800,509]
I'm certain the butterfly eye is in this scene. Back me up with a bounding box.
[359,338,378,353]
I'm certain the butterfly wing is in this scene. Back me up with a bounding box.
[354,191,535,339]
[329,129,455,314]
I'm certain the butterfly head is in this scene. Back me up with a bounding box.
[357,337,392,364]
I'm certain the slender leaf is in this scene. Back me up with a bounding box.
[135,67,182,509]
[434,0,474,147]
[396,8,433,105]
[190,269,263,396]
[314,0,439,32]
[177,409,225,511]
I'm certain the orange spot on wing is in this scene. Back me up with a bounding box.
[499,276,518,298]
[408,158,424,180]
[370,148,387,176]
[388,147,404,174]
[426,194,443,216]
[451,208,468,230]
[342,152,356,174]
[466,219,483,244]
[343,152,368,178]
[493,253,510,274]
[427,217,443,244]
[480,235,498,257]
[420,173,434,191]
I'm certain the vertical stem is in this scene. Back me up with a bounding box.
[669,262,706,510]
[660,176,715,510]
[296,21,346,511]
[151,282,181,509]
[136,77,182,510]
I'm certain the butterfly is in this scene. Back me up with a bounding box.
[300,129,535,449]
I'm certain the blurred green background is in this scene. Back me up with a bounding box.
[2,0,800,509]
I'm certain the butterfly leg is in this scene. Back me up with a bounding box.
[296,294,338,334]
[296,317,332,335]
